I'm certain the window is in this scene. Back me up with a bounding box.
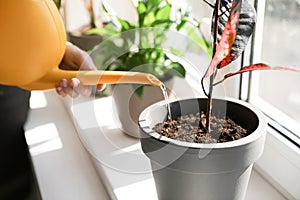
[247,0,300,144]
[259,0,300,123]
[244,0,300,199]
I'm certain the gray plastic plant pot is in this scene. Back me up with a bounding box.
[139,98,267,200]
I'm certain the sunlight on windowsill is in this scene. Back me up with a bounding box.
[112,143,141,156]
[25,122,63,156]
[29,91,48,109]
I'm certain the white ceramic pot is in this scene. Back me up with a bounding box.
[111,77,174,138]
[139,98,267,200]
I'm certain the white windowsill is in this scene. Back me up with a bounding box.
[24,91,110,200]
[24,78,300,200]
[249,97,300,200]
[24,89,289,200]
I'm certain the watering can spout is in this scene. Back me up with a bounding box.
[20,68,162,91]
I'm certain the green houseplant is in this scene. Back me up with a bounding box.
[89,0,211,137]
[92,0,212,95]
[138,0,300,199]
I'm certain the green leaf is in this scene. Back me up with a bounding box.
[85,28,110,35]
[117,17,134,31]
[85,28,102,35]
[169,47,183,57]
[155,4,171,21]
[151,19,173,27]
[145,0,161,9]
[132,84,144,97]
[167,62,186,78]
[143,11,156,26]
[184,26,213,57]
[123,53,147,71]
[176,19,187,31]
[86,24,120,35]
[137,1,147,13]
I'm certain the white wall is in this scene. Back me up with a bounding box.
[64,0,137,31]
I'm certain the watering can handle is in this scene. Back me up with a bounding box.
[20,68,162,91]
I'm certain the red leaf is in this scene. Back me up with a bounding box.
[215,63,300,85]
[224,63,271,78]
[204,0,242,78]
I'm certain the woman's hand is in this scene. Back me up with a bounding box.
[56,43,105,97]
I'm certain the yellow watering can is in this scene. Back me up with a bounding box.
[0,0,161,90]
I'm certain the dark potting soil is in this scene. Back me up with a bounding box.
[153,111,248,143]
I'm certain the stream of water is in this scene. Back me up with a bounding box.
[160,84,172,121]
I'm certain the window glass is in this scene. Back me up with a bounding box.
[258,0,300,126]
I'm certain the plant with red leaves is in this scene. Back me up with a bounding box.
[202,0,300,131]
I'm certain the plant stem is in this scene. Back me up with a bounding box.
[205,0,220,133]
[202,0,215,8]
[205,74,214,132]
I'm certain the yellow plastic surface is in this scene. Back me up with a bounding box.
[0,0,66,87]
[0,0,161,90]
